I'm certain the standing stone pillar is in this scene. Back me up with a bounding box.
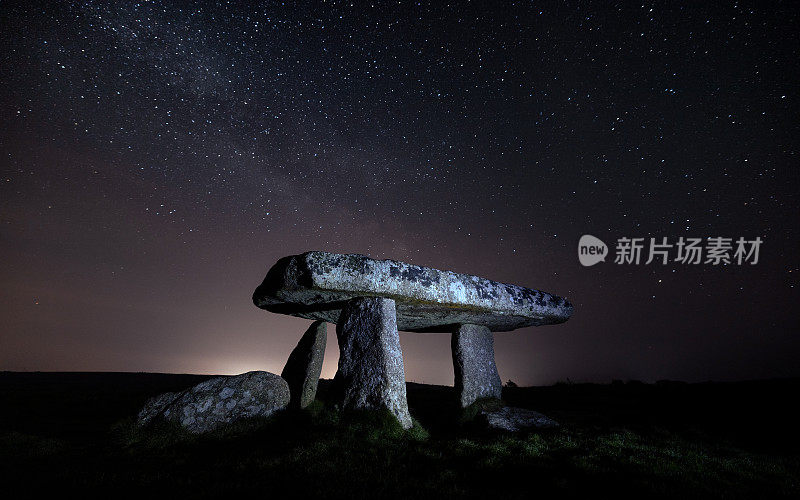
[452,323,502,407]
[334,296,412,429]
[281,320,327,409]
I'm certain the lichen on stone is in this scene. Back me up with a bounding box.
[253,251,573,333]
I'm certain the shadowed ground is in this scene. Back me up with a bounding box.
[1,372,798,498]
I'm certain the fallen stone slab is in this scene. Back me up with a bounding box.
[281,320,327,409]
[253,251,572,332]
[452,324,502,407]
[334,296,413,429]
[480,406,559,432]
[136,371,289,433]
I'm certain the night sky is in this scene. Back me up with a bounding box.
[2,1,798,385]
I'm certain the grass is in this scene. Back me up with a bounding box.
[1,373,798,498]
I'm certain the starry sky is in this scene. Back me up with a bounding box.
[1,1,798,385]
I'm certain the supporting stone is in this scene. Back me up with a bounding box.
[452,323,502,407]
[281,320,327,409]
[334,296,412,429]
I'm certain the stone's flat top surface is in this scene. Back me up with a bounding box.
[253,251,572,332]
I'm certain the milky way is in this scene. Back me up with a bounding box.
[1,1,798,384]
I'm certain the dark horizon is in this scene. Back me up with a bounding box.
[5,370,800,388]
[2,1,798,386]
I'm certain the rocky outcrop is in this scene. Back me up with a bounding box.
[452,324,502,407]
[281,320,327,408]
[334,297,412,429]
[480,406,559,432]
[137,371,289,433]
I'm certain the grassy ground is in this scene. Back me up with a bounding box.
[0,373,798,498]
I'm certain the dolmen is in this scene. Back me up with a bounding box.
[253,251,572,429]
